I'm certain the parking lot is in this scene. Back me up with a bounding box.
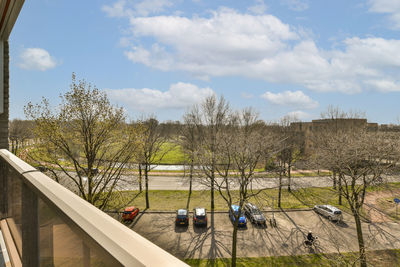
[125,210,400,259]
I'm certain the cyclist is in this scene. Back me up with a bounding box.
[305,231,315,246]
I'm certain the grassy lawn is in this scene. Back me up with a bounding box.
[184,249,400,266]
[155,142,186,164]
[107,186,346,211]
[107,183,400,215]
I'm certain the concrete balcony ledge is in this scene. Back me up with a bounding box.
[0,149,188,267]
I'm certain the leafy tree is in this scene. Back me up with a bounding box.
[24,74,139,210]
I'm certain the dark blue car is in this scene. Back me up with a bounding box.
[229,205,247,227]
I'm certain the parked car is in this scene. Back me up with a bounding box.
[229,205,247,227]
[176,209,189,226]
[122,206,139,221]
[313,205,343,221]
[193,207,207,226]
[244,203,266,226]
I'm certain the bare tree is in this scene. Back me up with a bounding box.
[263,122,292,208]
[195,95,230,210]
[320,105,366,120]
[181,108,201,209]
[279,115,301,192]
[314,127,398,267]
[318,106,368,199]
[9,119,34,155]
[24,74,139,210]
[136,116,171,209]
[212,108,268,267]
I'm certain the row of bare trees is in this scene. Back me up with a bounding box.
[21,74,400,267]
[181,99,400,267]
[180,96,287,267]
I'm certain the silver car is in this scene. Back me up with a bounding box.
[313,205,343,221]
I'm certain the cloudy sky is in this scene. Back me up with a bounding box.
[9,0,400,123]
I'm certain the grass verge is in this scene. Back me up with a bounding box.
[184,249,400,266]
[107,183,400,215]
[107,187,348,211]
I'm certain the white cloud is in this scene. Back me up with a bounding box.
[18,48,57,71]
[241,92,254,99]
[286,110,310,120]
[102,0,131,17]
[105,7,400,94]
[248,0,268,15]
[135,0,173,16]
[105,82,215,111]
[102,0,173,17]
[369,0,400,29]
[261,90,318,109]
[364,79,400,92]
[281,0,309,12]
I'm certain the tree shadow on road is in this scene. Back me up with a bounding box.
[184,211,231,266]
[175,224,189,233]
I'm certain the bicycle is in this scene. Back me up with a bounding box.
[304,236,320,249]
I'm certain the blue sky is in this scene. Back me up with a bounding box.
[9,0,400,123]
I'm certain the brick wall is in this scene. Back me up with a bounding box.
[0,40,9,149]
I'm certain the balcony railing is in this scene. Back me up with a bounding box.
[0,149,188,266]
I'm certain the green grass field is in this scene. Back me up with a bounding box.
[155,142,186,164]
[185,249,400,266]
[107,187,341,211]
[107,188,318,211]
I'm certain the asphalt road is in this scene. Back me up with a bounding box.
[56,171,400,192]
[128,175,400,191]
[125,210,400,260]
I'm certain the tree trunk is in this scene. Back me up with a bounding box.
[353,209,367,267]
[333,170,337,190]
[287,162,291,192]
[186,159,193,209]
[278,170,282,208]
[138,163,142,192]
[338,174,342,205]
[145,165,149,209]
[211,154,215,210]
[231,221,238,267]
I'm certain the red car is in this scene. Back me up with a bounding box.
[122,206,139,222]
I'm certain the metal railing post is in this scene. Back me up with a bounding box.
[22,183,39,267]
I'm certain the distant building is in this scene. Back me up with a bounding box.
[290,118,383,155]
